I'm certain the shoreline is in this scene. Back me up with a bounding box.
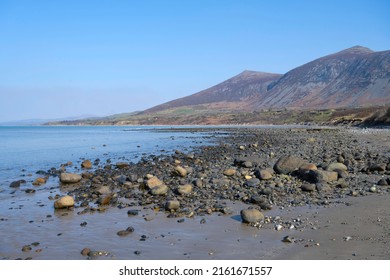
[1,126,390,260]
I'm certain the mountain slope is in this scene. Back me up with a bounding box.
[253,46,390,109]
[145,70,282,113]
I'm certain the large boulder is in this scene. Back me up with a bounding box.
[60,173,82,183]
[274,156,307,174]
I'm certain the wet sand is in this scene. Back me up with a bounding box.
[1,126,390,260]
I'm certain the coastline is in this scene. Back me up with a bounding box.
[1,126,389,260]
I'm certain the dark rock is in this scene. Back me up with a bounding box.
[81,248,91,256]
[22,245,32,252]
[301,183,316,192]
[127,210,139,216]
[10,180,25,188]
[245,178,260,187]
[282,236,294,243]
[274,156,307,174]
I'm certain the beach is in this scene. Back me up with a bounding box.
[1,126,389,260]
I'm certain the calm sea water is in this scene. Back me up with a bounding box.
[0,126,213,188]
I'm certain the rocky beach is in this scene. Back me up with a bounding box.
[1,126,390,260]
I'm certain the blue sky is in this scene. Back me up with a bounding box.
[0,0,389,122]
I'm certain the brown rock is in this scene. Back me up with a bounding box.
[116,162,130,169]
[54,195,75,209]
[146,177,163,188]
[274,156,308,174]
[326,162,347,172]
[177,184,192,195]
[223,169,236,176]
[165,200,180,211]
[257,169,272,180]
[32,177,47,186]
[173,166,187,177]
[299,163,318,171]
[150,185,168,195]
[81,160,92,169]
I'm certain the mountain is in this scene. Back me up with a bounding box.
[145,70,282,113]
[144,46,390,114]
[254,46,390,109]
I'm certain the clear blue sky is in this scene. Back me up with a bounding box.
[0,0,389,122]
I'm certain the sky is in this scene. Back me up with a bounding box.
[0,0,389,122]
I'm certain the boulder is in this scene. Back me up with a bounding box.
[240,209,264,223]
[60,173,82,183]
[274,156,307,174]
[54,195,75,209]
[310,170,338,183]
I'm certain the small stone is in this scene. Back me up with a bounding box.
[256,169,273,180]
[274,156,308,174]
[146,177,163,188]
[127,210,139,216]
[240,208,264,223]
[54,195,75,209]
[369,186,377,193]
[116,162,130,169]
[200,218,206,224]
[22,245,32,252]
[10,180,26,188]
[25,189,36,194]
[299,163,318,171]
[275,224,283,231]
[134,251,141,255]
[117,226,135,236]
[60,173,82,184]
[32,177,47,186]
[173,166,187,177]
[81,160,92,169]
[165,200,180,211]
[301,183,316,192]
[177,218,185,223]
[96,186,111,195]
[282,236,294,243]
[378,178,388,186]
[177,184,192,195]
[223,169,236,176]
[81,248,91,256]
[239,145,245,150]
[326,162,347,172]
[150,184,168,195]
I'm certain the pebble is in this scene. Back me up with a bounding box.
[174,166,187,177]
[81,160,92,169]
[165,200,180,211]
[127,210,139,216]
[150,184,168,195]
[54,195,75,209]
[81,248,91,256]
[282,236,294,243]
[117,226,135,236]
[22,245,32,252]
[223,169,236,176]
[177,184,192,195]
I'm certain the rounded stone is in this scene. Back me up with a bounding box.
[81,160,92,169]
[177,184,192,195]
[54,195,75,209]
[174,166,187,177]
[150,184,168,195]
[146,177,163,188]
[258,169,273,180]
[240,209,264,223]
[223,169,236,176]
[60,173,82,184]
[326,162,348,172]
[32,177,47,186]
[301,183,316,192]
[165,200,180,211]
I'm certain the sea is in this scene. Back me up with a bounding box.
[0,126,216,188]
